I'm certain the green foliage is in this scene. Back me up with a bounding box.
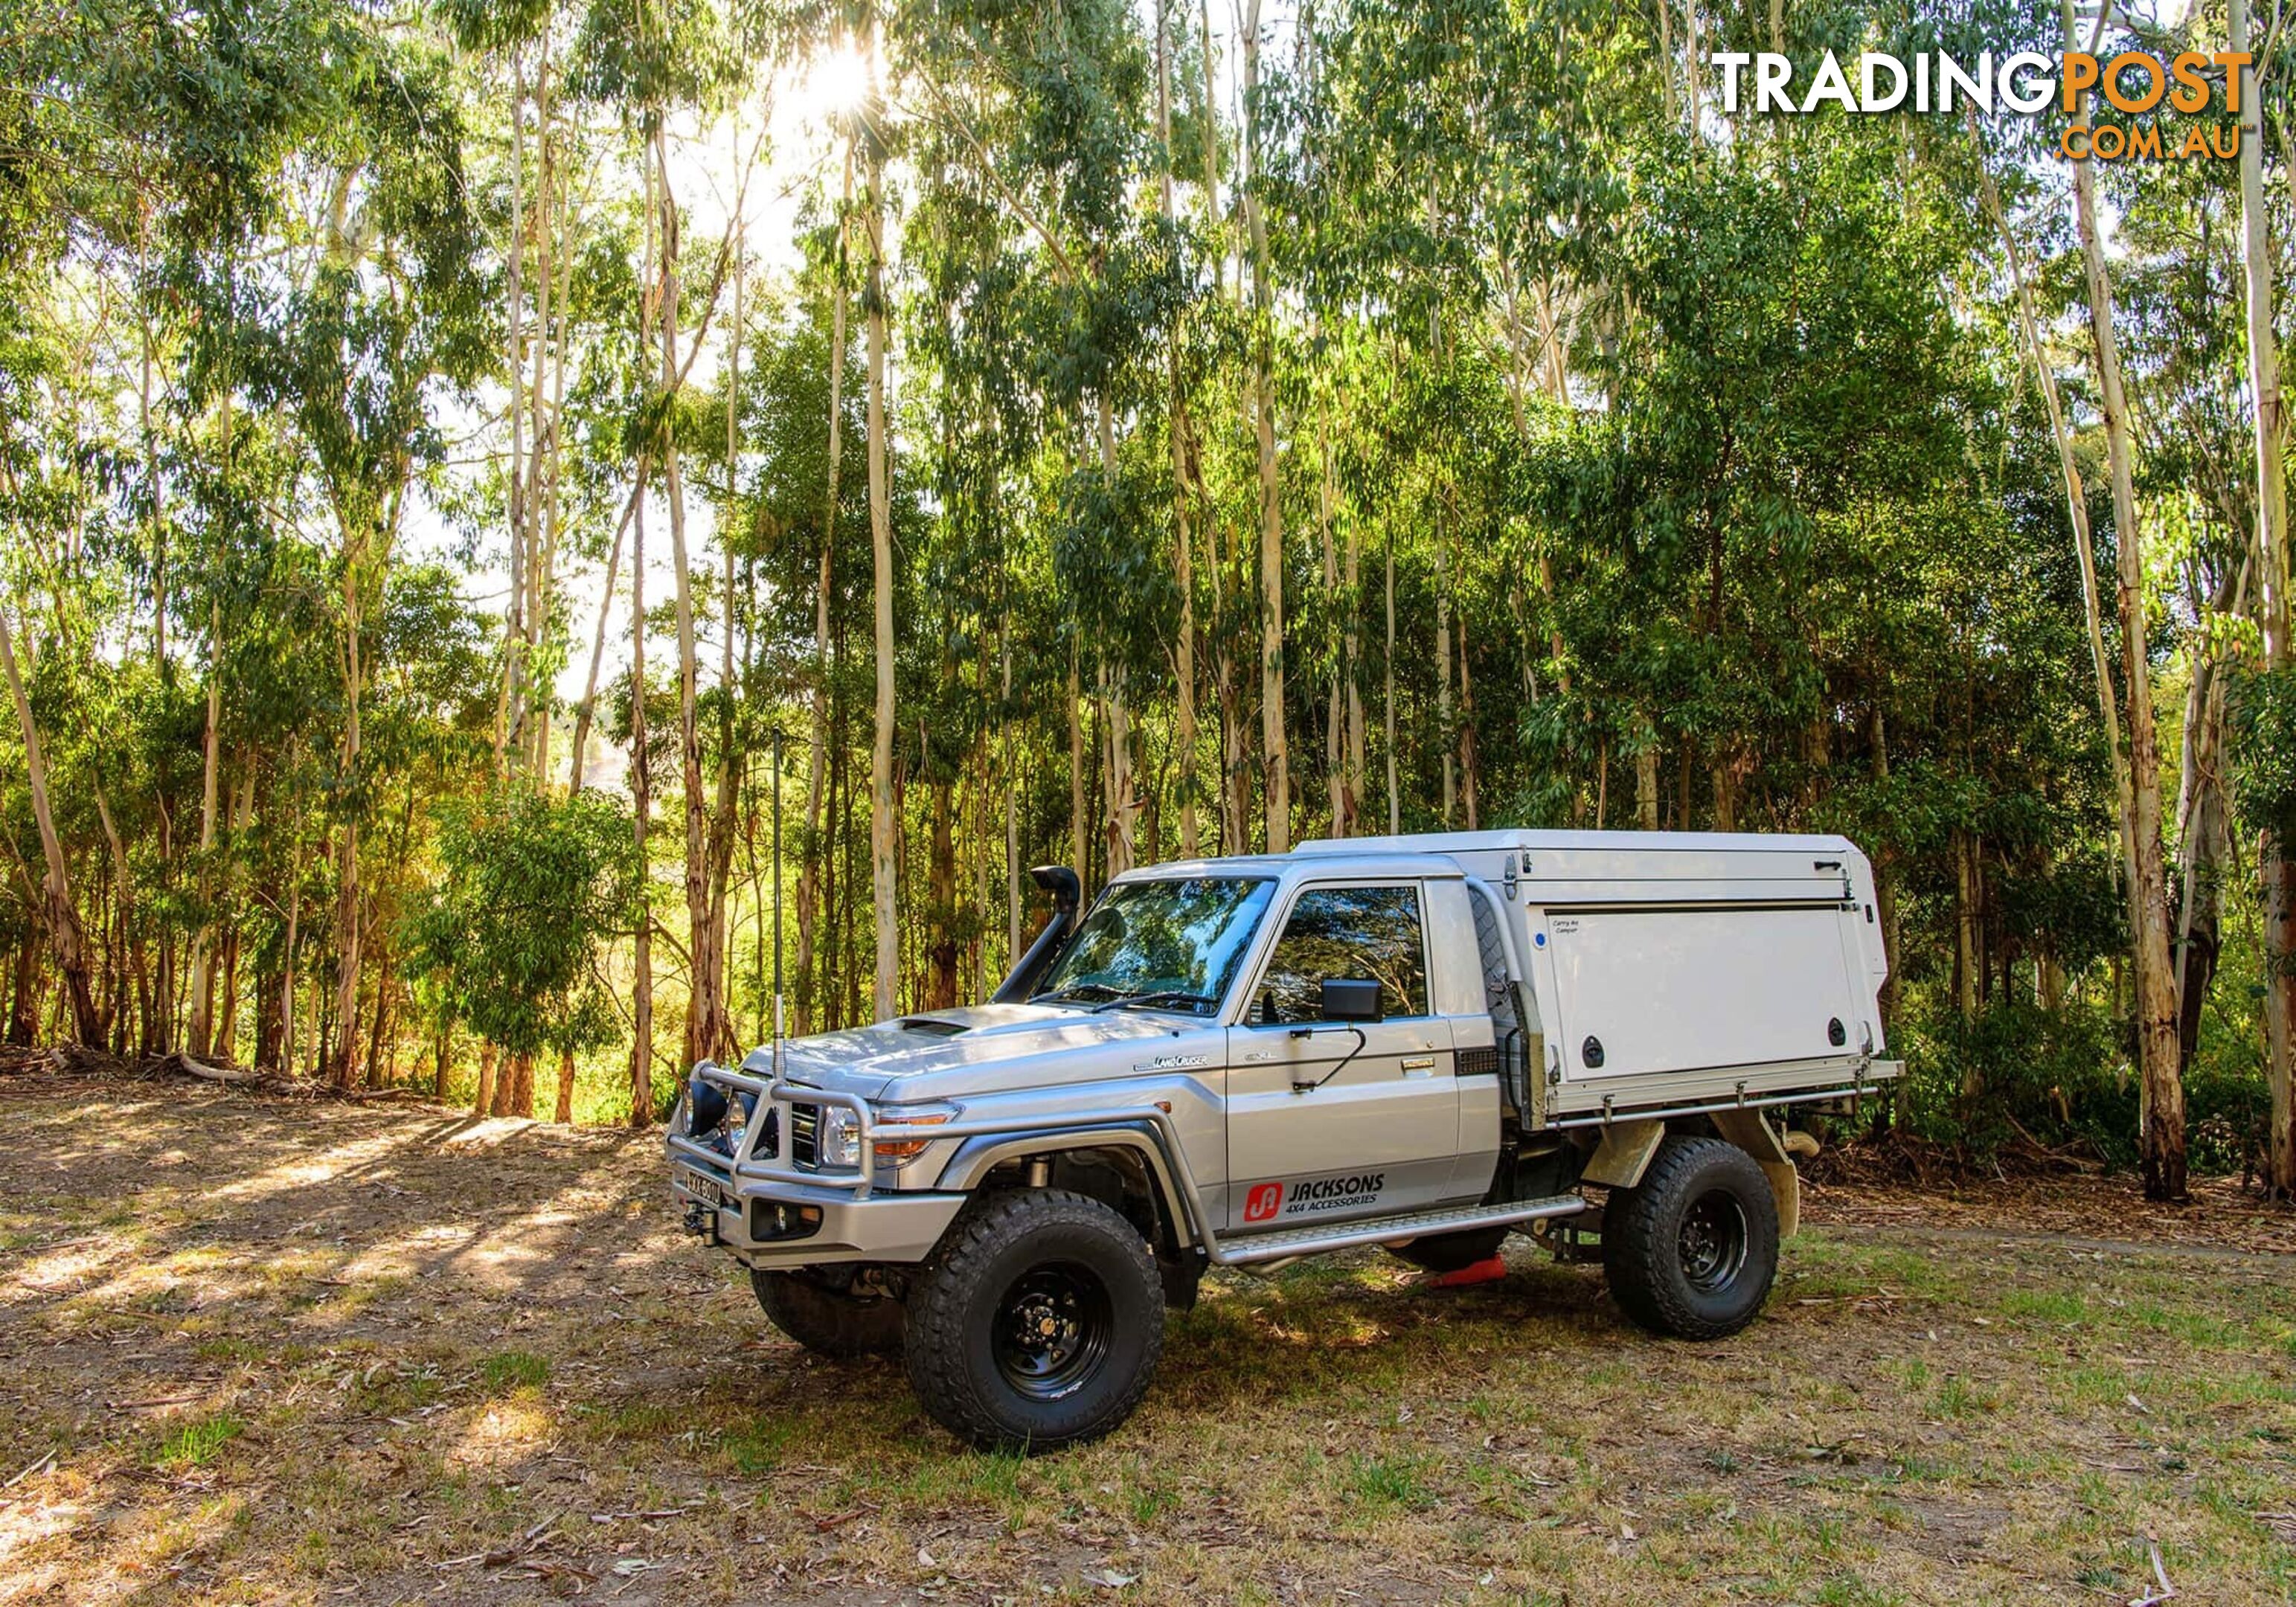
[1888,1003,2135,1164]
[478,1350,552,1391]
[407,791,637,1059]
[153,1412,244,1470]
[2233,665,2296,853]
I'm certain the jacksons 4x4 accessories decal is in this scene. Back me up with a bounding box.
[1243,1172,1387,1222]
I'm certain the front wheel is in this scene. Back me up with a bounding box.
[1602,1135,1779,1340]
[903,1189,1165,1452]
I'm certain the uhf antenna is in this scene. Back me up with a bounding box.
[772,728,786,1080]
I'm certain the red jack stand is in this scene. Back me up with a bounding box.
[1421,1254,1508,1290]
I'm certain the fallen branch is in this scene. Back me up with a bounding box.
[2,1451,56,1489]
[484,1511,562,1568]
[2126,1539,2175,1606]
[173,1056,258,1085]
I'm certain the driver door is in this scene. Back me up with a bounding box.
[1222,882,1463,1232]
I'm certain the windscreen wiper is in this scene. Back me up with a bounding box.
[1090,989,1218,1015]
[1030,982,1125,1005]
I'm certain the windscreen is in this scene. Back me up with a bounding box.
[1033,876,1276,1016]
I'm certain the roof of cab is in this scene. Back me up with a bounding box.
[1108,850,1464,883]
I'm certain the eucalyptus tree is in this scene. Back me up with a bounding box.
[408,788,637,1118]
[2228,0,2294,1197]
[256,31,489,1089]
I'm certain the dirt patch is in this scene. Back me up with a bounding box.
[1803,1158,2296,1257]
[2,1075,2292,1606]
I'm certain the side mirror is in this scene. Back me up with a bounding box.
[1319,977,1383,1024]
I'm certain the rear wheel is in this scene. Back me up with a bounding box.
[903,1189,1164,1452]
[751,1268,905,1359]
[1602,1135,1779,1340]
[1386,1225,1508,1273]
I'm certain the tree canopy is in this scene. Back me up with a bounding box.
[1,0,2292,1193]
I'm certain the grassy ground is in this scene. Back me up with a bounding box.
[1,1067,2292,1606]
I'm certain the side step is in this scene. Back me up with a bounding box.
[1210,1194,1588,1268]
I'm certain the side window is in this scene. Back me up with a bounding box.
[1254,885,1428,1024]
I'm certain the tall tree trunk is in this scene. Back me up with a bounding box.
[2174,585,2235,1072]
[1384,523,1399,834]
[2066,0,2182,1199]
[568,476,643,789]
[928,779,958,1009]
[1655,0,1675,122]
[8,931,37,1045]
[798,140,851,1036]
[629,141,658,1126]
[1069,644,1088,880]
[2232,0,2295,1199]
[1870,708,1901,1027]
[1953,828,1978,1030]
[187,597,223,1057]
[1003,612,1020,965]
[864,103,899,1023]
[329,542,369,1091]
[531,54,571,781]
[652,122,725,1071]
[275,769,301,1076]
[1458,624,1480,830]
[1437,517,1455,826]
[498,53,530,779]
[704,111,747,1052]
[1683,0,1701,129]
[630,486,655,1123]
[1242,0,1286,853]
[1158,0,1199,858]
[0,610,100,1045]
[1341,457,1365,837]
[1097,398,1136,876]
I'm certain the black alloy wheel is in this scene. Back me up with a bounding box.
[1676,1190,1750,1292]
[992,1262,1115,1400]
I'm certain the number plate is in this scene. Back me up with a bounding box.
[675,1165,730,1212]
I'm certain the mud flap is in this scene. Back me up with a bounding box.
[1580,1117,1665,1189]
[1710,1109,1800,1239]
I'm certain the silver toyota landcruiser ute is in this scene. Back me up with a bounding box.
[669,830,1899,1451]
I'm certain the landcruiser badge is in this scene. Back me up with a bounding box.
[1133,1052,1208,1072]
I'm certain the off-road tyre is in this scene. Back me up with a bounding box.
[751,1268,905,1359]
[903,1188,1164,1452]
[1387,1225,1509,1273]
[1602,1135,1779,1340]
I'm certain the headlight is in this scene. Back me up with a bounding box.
[816,1103,955,1169]
[816,1105,861,1169]
[687,1071,730,1136]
